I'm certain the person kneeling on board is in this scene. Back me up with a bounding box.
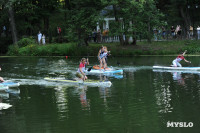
[172,50,191,67]
[76,58,89,81]
[0,67,4,82]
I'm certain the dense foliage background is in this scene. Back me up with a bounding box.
[0,0,200,54]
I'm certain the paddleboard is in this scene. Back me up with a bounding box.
[0,82,20,87]
[86,69,123,74]
[44,77,112,87]
[93,65,112,70]
[0,85,8,91]
[153,66,200,71]
[153,69,200,74]
[5,88,20,94]
[0,103,12,110]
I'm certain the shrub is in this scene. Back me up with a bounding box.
[17,38,35,47]
[7,45,19,55]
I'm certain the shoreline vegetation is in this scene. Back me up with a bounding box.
[7,38,200,57]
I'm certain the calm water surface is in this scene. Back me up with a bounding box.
[0,56,200,133]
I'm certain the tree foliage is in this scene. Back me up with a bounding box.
[1,0,193,48]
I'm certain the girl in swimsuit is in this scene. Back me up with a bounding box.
[76,58,89,81]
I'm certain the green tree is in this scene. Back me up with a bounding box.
[106,0,163,45]
[64,0,106,46]
[0,0,18,44]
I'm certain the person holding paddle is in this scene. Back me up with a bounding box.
[98,46,110,71]
[76,58,89,81]
[172,50,191,67]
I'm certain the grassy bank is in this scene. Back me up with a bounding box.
[7,40,200,56]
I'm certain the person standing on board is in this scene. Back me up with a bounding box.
[0,67,4,82]
[76,58,89,81]
[172,50,191,67]
[99,46,110,70]
[98,46,104,69]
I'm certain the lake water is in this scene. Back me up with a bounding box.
[0,56,200,133]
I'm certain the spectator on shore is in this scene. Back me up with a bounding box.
[175,25,179,36]
[102,29,106,42]
[162,26,166,39]
[197,26,200,40]
[153,27,158,41]
[92,29,97,43]
[171,26,175,38]
[97,29,101,43]
[37,31,42,44]
[42,34,46,45]
[189,26,193,39]
[105,28,109,42]
[57,26,61,35]
[2,26,6,36]
[177,25,182,39]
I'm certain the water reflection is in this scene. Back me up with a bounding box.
[78,86,90,110]
[153,72,173,113]
[155,85,173,113]
[0,92,9,99]
[54,86,69,114]
[1,57,200,132]
[172,72,185,85]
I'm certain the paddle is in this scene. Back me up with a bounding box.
[87,66,92,72]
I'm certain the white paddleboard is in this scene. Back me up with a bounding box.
[153,66,200,71]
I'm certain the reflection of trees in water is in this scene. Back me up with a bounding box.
[47,59,75,77]
[99,74,111,107]
[79,86,90,110]
[172,72,185,85]
[153,72,173,113]
[99,87,111,108]
[54,86,69,118]
[155,85,173,113]
[0,92,9,100]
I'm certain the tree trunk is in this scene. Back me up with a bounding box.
[44,17,49,34]
[131,21,136,45]
[180,6,191,36]
[8,6,18,44]
[77,28,87,46]
[131,32,137,45]
[147,17,151,43]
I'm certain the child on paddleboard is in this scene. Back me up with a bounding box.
[98,46,110,70]
[172,50,191,67]
[76,58,89,81]
[0,67,4,82]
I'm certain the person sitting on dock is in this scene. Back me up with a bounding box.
[171,50,191,67]
[76,58,89,81]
